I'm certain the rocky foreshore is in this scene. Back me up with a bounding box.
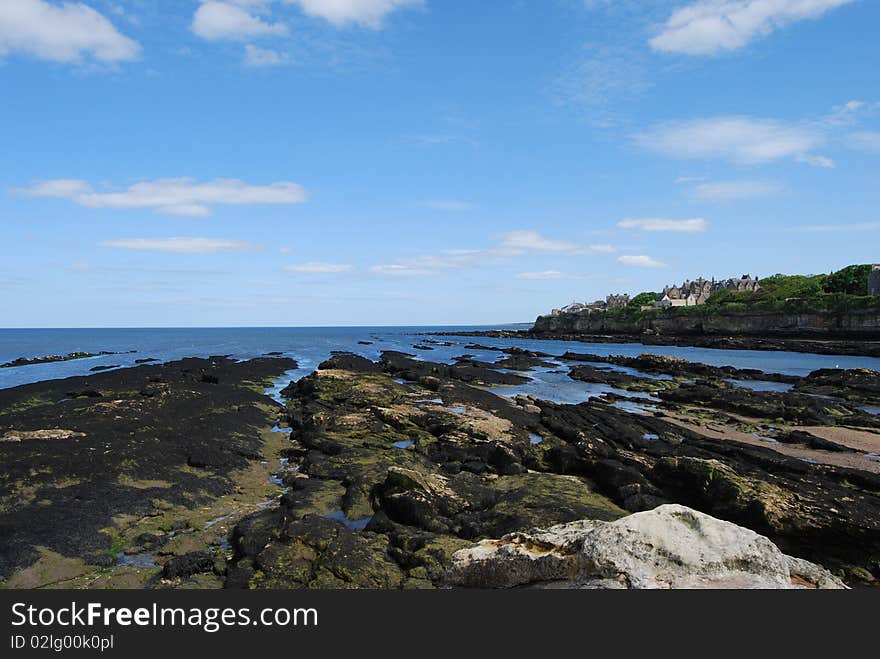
[1,350,137,369]
[433,329,880,357]
[1,344,879,589]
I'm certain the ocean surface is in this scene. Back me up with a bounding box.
[2,326,880,405]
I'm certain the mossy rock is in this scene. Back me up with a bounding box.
[250,515,405,589]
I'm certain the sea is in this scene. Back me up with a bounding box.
[2,326,880,406]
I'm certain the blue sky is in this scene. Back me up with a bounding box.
[1,0,878,327]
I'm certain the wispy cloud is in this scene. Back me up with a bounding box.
[555,44,652,123]
[0,0,140,64]
[618,255,667,268]
[283,262,353,273]
[690,180,783,202]
[499,231,616,254]
[848,131,880,152]
[790,222,880,233]
[650,0,858,56]
[618,218,707,233]
[243,44,288,67]
[404,134,478,147]
[417,200,475,211]
[100,238,261,254]
[634,116,828,166]
[16,177,308,216]
[371,231,618,278]
[370,250,490,277]
[193,2,288,42]
[516,271,594,281]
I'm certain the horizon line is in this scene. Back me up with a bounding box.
[0,322,533,331]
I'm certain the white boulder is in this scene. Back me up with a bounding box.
[447,504,846,589]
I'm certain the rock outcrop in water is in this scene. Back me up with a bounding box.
[532,307,880,339]
[446,504,847,589]
[1,350,136,369]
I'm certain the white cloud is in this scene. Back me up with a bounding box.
[286,0,422,28]
[243,43,287,66]
[618,255,667,268]
[371,250,490,277]
[19,179,92,198]
[618,218,708,233]
[284,262,353,273]
[370,263,434,277]
[0,0,140,63]
[17,177,308,216]
[848,131,880,152]
[499,231,615,254]
[690,180,783,201]
[634,116,827,166]
[418,200,475,211]
[100,238,261,254]
[371,231,619,278]
[516,271,592,281]
[650,0,858,56]
[822,99,871,127]
[556,44,652,120]
[500,231,578,253]
[796,153,835,168]
[193,2,288,41]
[790,222,880,233]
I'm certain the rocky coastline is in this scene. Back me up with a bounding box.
[1,344,879,590]
[1,350,137,369]
[433,329,880,357]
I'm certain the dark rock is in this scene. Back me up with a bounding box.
[163,551,215,579]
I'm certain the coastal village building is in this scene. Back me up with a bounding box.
[551,269,877,318]
[656,275,760,308]
[870,265,880,296]
[551,294,630,316]
[551,277,759,316]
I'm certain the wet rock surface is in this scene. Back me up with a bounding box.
[658,382,880,427]
[0,356,296,585]
[794,368,880,403]
[2,341,879,590]
[562,352,798,383]
[226,349,880,588]
[2,350,137,369]
[440,329,880,357]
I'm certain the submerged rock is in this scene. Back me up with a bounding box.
[447,504,846,589]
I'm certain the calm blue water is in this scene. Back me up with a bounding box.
[1,327,879,396]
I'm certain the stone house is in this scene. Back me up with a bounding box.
[606,294,630,309]
[656,275,760,308]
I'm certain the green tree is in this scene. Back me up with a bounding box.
[824,264,871,296]
[628,292,659,308]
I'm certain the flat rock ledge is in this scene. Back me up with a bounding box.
[446,504,846,590]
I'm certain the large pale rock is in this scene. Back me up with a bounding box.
[1,429,86,442]
[447,504,846,590]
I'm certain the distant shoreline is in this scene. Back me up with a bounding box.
[431,328,880,358]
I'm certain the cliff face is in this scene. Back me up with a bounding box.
[532,308,880,338]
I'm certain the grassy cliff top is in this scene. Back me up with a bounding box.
[605,265,880,321]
